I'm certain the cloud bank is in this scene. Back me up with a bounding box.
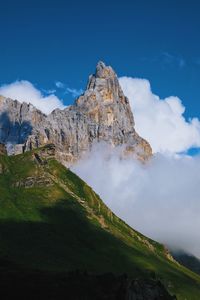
[74,74,200,256]
[73,144,200,258]
[0,80,65,114]
[119,77,200,154]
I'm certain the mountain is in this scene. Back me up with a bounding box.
[0,62,152,166]
[172,251,200,276]
[0,145,200,299]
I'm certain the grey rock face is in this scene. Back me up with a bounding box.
[0,95,46,154]
[13,176,53,189]
[0,62,152,166]
[125,278,177,300]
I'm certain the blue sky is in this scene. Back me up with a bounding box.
[0,0,200,119]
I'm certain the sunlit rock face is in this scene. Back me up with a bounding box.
[0,62,152,166]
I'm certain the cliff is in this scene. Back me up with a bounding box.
[0,62,152,165]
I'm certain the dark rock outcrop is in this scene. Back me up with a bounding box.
[124,278,176,300]
[0,143,7,155]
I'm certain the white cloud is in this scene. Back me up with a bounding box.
[65,87,83,98]
[161,52,186,68]
[119,77,200,154]
[55,80,83,98]
[55,81,65,89]
[42,88,57,94]
[0,80,65,114]
[73,144,200,258]
[142,52,186,68]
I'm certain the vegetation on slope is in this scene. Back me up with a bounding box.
[172,251,200,276]
[0,145,200,299]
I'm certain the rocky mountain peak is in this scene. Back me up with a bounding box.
[0,62,152,165]
[84,61,123,98]
[95,60,115,78]
[76,62,134,129]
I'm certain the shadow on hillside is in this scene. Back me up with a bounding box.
[0,200,144,276]
[0,258,176,300]
[0,111,32,145]
[0,200,176,299]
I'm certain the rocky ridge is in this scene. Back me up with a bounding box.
[0,62,152,166]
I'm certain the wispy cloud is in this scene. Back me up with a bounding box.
[55,81,83,98]
[141,52,186,69]
[161,52,185,68]
[42,88,57,95]
[55,81,65,89]
[64,87,83,98]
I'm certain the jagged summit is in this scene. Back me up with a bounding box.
[76,61,135,130]
[95,60,115,78]
[96,60,107,68]
[0,62,152,165]
[86,61,121,91]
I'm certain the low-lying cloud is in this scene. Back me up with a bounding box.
[119,77,200,154]
[0,80,65,114]
[73,144,200,258]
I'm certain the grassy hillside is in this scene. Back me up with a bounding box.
[0,145,200,299]
[172,251,200,276]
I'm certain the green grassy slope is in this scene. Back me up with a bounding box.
[0,146,200,299]
[172,251,200,276]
